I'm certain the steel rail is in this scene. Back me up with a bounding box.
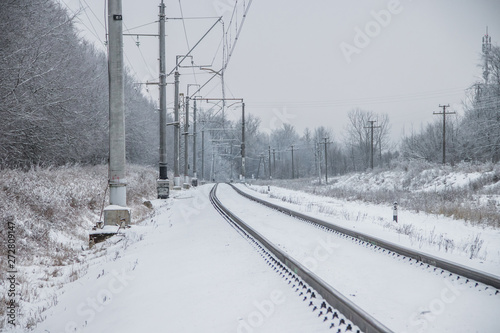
[210,184,393,333]
[229,183,500,290]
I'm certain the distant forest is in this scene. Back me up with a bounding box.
[1,0,499,179]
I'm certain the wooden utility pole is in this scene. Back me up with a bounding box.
[319,138,332,184]
[268,146,272,179]
[291,145,295,179]
[323,138,328,183]
[434,104,455,164]
[272,148,276,176]
[316,142,322,185]
[365,120,380,169]
[257,154,266,179]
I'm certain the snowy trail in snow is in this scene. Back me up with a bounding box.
[36,185,332,333]
[216,183,500,333]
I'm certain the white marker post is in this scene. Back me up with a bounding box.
[393,202,398,223]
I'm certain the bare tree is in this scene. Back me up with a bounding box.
[270,124,299,178]
[343,108,391,171]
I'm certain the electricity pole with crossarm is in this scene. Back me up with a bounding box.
[434,104,455,165]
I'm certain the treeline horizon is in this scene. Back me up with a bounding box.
[1,0,499,180]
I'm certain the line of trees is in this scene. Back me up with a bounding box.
[194,43,500,180]
[0,0,402,180]
[0,0,161,169]
[2,0,498,178]
[197,50,500,180]
[193,107,394,181]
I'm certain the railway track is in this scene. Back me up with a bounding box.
[210,183,393,333]
[211,183,500,332]
[228,183,500,291]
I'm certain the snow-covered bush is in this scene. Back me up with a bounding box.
[0,164,157,330]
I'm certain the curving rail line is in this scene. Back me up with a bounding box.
[228,183,500,291]
[210,183,393,333]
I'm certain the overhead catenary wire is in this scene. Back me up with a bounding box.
[81,0,105,28]
[224,0,253,70]
[60,0,103,43]
[167,17,222,76]
[80,2,102,41]
[210,34,225,68]
[124,21,158,33]
[70,0,253,117]
[178,0,198,85]
[134,39,156,79]
[245,87,469,109]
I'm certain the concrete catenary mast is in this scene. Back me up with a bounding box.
[105,0,131,226]
[157,0,169,199]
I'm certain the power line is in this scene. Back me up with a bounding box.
[210,34,224,67]
[60,0,103,43]
[135,41,155,79]
[247,88,466,109]
[433,104,455,165]
[167,17,222,76]
[224,0,253,70]
[178,0,198,85]
[80,2,101,41]
[124,21,157,32]
[81,0,105,27]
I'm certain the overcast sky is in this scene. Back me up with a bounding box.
[61,0,500,143]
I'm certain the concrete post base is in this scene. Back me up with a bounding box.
[173,176,182,190]
[103,205,131,226]
[156,179,170,199]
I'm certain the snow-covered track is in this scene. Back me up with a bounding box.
[229,183,500,290]
[210,184,393,333]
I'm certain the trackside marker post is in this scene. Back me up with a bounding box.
[393,202,398,223]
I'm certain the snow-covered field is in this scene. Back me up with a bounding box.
[2,163,499,332]
[217,183,500,332]
[240,183,500,277]
[28,182,500,333]
[251,162,500,228]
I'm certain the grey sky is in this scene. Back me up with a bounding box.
[61,0,500,143]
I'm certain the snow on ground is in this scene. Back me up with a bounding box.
[8,169,500,333]
[33,185,331,333]
[331,167,491,194]
[217,183,500,333]
[237,183,500,277]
